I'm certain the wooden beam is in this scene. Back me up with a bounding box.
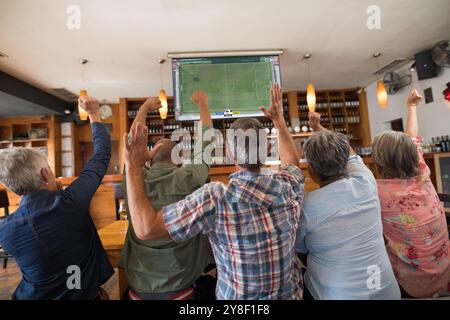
[0,71,68,114]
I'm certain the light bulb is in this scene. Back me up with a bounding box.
[78,89,88,120]
[306,83,316,112]
[158,89,168,119]
[377,80,388,108]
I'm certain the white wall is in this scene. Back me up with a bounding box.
[366,65,450,143]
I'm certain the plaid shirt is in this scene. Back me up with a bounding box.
[163,164,305,300]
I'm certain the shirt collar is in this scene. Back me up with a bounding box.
[20,189,52,206]
[229,170,261,181]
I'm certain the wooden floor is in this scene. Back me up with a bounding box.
[0,258,120,300]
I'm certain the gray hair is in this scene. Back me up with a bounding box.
[304,131,350,182]
[226,118,266,170]
[372,131,419,179]
[0,147,49,196]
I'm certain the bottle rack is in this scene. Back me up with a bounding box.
[294,89,369,149]
[123,93,296,166]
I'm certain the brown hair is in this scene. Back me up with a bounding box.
[372,131,419,179]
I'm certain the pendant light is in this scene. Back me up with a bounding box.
[78,59,89,120]
[158,59,168,119]
[373,53,388,108]
[304,54,316,112]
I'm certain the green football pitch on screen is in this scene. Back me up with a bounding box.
[180,61,273,114]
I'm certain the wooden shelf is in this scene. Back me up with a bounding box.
[12,138,48,143]
[0,116,60,176]
[292,88,371,148]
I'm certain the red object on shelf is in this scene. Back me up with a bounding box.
[444,83,450,102]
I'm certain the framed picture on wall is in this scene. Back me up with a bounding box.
[434,153,450,214]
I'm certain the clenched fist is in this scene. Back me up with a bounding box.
[78,96,100,115]
[191,91,208,108]
[142,97,162,111]
[308,112,321,131]
[407,89,423,107]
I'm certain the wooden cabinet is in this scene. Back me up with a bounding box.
[285,88,372,150]
[119,96,295,169]
[0,115,61,176]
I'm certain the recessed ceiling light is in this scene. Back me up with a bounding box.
[0,51,9,58]
[373,52,382,58]
[79,58,89,65]
[303,53,312,59]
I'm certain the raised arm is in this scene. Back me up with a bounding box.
[63,97,111,209]
[131,97,161,129]
[188,91,213,176]
[124,123,169,240]
[308,111,356,156]
[261,83,300,166]
[405,89,422,138]
[191,91,213,127]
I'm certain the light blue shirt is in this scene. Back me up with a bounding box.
[296,156,400,300]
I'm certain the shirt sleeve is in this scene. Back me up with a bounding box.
[347,155,374,179]
[162,183,217,242]
[61,123,111,210]
[411,136,430,178]
[295,211,308,253]
[277,164,305,199]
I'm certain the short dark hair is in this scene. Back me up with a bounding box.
[304,131,350,182]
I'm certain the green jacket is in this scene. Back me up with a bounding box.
[119,128,214,294]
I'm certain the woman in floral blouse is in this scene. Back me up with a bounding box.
[372,89,450,298]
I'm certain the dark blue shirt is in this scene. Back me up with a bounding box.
[0,123,114,300]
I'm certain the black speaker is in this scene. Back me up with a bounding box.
[414,50,438,80]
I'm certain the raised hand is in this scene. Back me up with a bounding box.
[260,83,283,122]
[407,89,423,107]
[124,123,161,169]
[308,112,321,131]
[142,97,162,111]
[191,91,208,108]
[78,96,100,115]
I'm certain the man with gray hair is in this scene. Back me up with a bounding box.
[123,83,305,299]
[295,112,400,300]
[0,97,114,299]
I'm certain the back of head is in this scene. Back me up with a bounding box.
[0,147,48,196]
[372,131,419,179]
[304,131,350,182]
[226,118,266,171]
[152,139,177,164]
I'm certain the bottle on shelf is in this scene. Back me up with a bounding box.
[435,137,442,152]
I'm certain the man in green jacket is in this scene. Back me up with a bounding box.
[120,92,214,300]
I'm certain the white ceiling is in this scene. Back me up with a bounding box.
[0,0,449,104]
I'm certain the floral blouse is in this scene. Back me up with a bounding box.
[376,137,450,298]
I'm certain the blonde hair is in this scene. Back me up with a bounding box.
[372,131,419,179]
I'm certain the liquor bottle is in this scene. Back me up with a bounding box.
[440,136,446,152]
[445,135,450,153]
[435,137,442,152]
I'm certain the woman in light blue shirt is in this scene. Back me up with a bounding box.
[295,112,400,300]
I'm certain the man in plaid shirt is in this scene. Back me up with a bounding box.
[124,84,305,300]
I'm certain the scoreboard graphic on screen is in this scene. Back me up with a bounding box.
[172,55,281,121]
